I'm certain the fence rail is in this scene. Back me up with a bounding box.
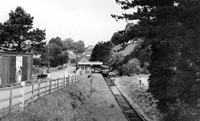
[0,74,85,119]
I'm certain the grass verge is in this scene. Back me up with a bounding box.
[116,75,162,121]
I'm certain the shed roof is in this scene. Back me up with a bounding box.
[78,61,103,66]
[79,57,89,63]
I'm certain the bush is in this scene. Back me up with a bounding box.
[163,102,200,121]
[56,65,63,70]
[118,58,141,76]
[119,76,162,120]
[32,66,42,75]
[33,58,42,66]
[129,87,161,120]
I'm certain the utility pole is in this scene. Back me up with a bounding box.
[76,49,78,71]
[47,46,50,73]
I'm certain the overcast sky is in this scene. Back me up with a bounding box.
[0,0,130,46]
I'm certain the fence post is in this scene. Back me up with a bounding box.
[65,76,67,87]
[57,77,59,90]
[65,76,66,87]
[69,75,72,85]
[76,75,77,83]
[63,76,65,88]
[20,81,25,110]
[54,80,56,91]
[74,75,75,84]
[38,79,40,99]
[74,75,76,84]
[45,81,47,96]
[74,75,76,83]
[9,86,13,113]
[71,75,74,85]
[67,75,70,86]
[31,83,34,104]
[78,75,79,82]
[61,77,63,89]
[71,75,73,85]
[49,80,51,93]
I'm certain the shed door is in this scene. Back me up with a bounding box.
[2,56,9,86]
[0,56,2,78]
[9,56,16,84]
[27,55,32,81]
[22,57,28,81]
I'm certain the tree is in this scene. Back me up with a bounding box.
[63,38,85,53]
[47,37,68,67]
[111,23,136,50]
[90,41,113,64]
[113,0,200,113]
[74,40,85,53]
[40,45,49,66]
[48,43,63,67]
[108,53,124,71]
[63,38,74,50]
[0,6,46,53]
[121,58,141,76]
[49,37,63,48]
[62,50,69,64]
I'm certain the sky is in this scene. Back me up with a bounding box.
[0,0,131,46]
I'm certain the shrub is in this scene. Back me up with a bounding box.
[129,87,161,120]
[118,58,141,76]
[32,66,42,75]
[108,53,124,70]
[56,65,63,70]
[163,102,200,121]
[33,58,42,66]
[119,76,162,120]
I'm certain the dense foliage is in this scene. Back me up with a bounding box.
[119,76,162,120]
[0,6,46,53]
[40,37,68,67]
[113,0,200,119]
[111,23,135,51]
[90,41,113,64]
[108,53,124,71]
[63,38,85,53]
[120,58,141,76]
[39,37,85,67]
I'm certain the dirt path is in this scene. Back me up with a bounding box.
[2,74,127,121]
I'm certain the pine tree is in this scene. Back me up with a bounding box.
[0,6,46,53]
[113,0,200,111]
[90,41,113,64]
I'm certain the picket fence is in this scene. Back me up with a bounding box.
[0,74,84,119]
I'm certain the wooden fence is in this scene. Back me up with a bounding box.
[0,74,85,119]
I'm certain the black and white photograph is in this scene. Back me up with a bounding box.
[0,0,200,121]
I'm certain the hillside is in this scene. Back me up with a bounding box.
[112,41,137,57]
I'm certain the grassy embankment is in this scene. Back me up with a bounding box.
[2,74,127,121]
[115,75,162,121]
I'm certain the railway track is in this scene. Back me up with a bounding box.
[103,76,147,121]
